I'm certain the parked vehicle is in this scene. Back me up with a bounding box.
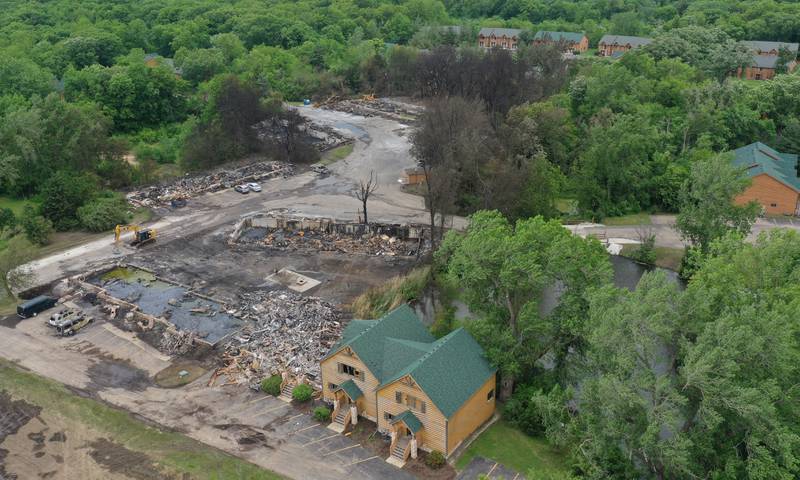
[49,308,80,327]
[311,164,331,175]
[17,295,57,318]
[247,182,262,192]
[56,316,93,337]
[234,184,250,194]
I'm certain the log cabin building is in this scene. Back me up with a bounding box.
[736,40,799,80]
[597,34,652,57]
[532,30,589,53]
[732,142,800,216]
[320,305,496,467]
[477,27,523,50]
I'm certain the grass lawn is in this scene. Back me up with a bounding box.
[319,143,354,165]
[555,198,577,215]
[455,420,569,479]
[620,244,685,271]
[602,212,652,226]
[0,196,35,216]
[0,359,284,479]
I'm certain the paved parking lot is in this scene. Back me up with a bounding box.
[456,456,523,480]
[0,310,414,480]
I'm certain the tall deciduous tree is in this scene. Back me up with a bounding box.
[675,152,760,254]
[437,210,611,400]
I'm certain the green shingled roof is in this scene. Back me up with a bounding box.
[392,410,423,433]
[534,31,585,43]
[324,305,496,419]
[732,142,800,192]
[337,379,363,400]
[323,305,435,381]
[380,328,495,418]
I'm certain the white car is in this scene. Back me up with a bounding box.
[234,184,250,194]
[247,182,262,192]
[49,309,78,327]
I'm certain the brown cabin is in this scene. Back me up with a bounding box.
[732,142,800,216]
[597,34,652,57]
[532,31,589,53]
[477,27,523,50]
[320,305,496,467]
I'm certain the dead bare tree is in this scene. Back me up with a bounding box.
[354,170,379,224]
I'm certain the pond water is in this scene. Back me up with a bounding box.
[91,267,243,344]
[446,255,685,323]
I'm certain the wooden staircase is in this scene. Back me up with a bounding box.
[386,436,410,468]
[327,403,350,433]
[278,382,294,402]
[333,408,347,426]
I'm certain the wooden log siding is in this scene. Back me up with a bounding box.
[377,376,447,454]
[320,349,380,420]
[735,174,800,216]
[447,373,496,454]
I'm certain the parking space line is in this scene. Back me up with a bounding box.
[345,455,379,467]
[512,474,519,480]
[286,413,305,421]
[253,403,291,416]
[487,462,498,477]
[292,424,321,434]
[246,395,272,405]
[302,434,339,447]
[322,444,360,457]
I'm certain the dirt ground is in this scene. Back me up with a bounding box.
[0,390,161,480]
[129,220,420,309]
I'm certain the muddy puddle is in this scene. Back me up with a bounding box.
[92,266,243,344]
[87,358,151,392]
[213,424,278,451]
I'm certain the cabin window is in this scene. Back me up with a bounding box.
[771,203,778,207]
[384,412,394,421]
[397,392,426,413]
[487,389,495,401]
[328,383,338,391]
[337,363,364,380]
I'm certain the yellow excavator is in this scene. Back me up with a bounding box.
[114,224,157,247]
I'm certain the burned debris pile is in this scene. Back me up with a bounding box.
[255,229,422,257]
[231,213,429,257]
[256,116,354,153]
[317,96,422,121]
[126,161,293,207]
[217,291,342,387]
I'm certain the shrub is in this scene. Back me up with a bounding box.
[351,266,431,318]
[260,375,282,396]
[40,170,98,230]
[313,406,331,422]
[21,207,53,246]
[425,450,446,469]
[292,383,313,402]
[77,195,130,232]
[629,232,656,265]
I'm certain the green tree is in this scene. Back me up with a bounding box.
[77,195,130,232]
[675,152,760,254]
[0,208,15,235]
[39,171,98,231]
[438,210,611,400]
[20,206,53,246]
[573,272,690,479]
